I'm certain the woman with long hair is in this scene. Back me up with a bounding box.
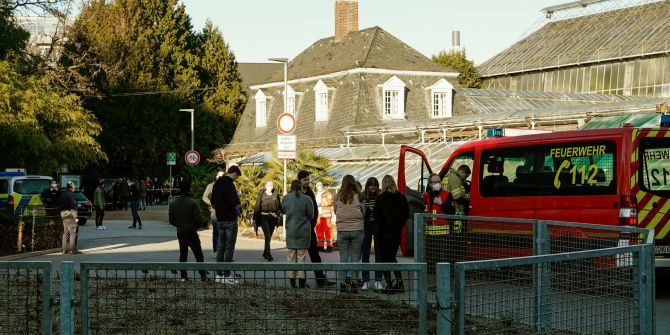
[360,177,383,291]
[374,175,409,293]
[334,174,365,293]
[283,179,314,288]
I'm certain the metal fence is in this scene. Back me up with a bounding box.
[437,244,654,334]
[0,261,52,334]
[415,213,655,335]
[76,262,428,335]
[414,213,652,273]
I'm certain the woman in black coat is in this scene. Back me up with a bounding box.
[374,175,409,293]
[253,180,283,261]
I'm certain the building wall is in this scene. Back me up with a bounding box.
[483,55,670,97]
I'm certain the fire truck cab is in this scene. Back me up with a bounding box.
[399,127,670,267]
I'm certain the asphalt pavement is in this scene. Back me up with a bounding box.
[2,204,345,265]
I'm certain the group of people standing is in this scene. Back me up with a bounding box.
[282,173,409,294]
[172,165,472,293]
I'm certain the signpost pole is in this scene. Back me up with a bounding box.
[283,159,287,196]
[166,152,176,206]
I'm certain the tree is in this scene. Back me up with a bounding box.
[264,150,336,195]
[197,20,247,139]
[432,50,482,88]
[0,5,29,62]
[59,0,246,178]
[0,61,106,174]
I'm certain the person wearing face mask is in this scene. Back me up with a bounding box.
[314,181,334,252]
[41,181,61,217]
[253,180,283,261]
[423,173,454,274]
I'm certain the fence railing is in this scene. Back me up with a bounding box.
[0,213,656,335]
[0,261,52,334]
[414,213,652,272]
[438,243,655,335]
[414,213,655,335]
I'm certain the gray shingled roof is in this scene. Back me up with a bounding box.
[238,63,283,86]
[228,72,468,152]
[479,1,670,77]
[263,26,451,83]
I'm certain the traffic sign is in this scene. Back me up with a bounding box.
[167,152,176,166]
[277,113,296,135]
[185,150,200,165]
[277,135,296,160]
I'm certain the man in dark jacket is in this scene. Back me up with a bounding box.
[298,170,336,288]
[211,166,242,284]
[59,182,80,254]
[128,178,142,229]
[170,180,207,281]
[41,181,60,217]
[118,178,130,210]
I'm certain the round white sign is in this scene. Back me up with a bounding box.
[277,113,296,135]
[185,150,200,165]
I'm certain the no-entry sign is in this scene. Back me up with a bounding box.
[277,113,296,135]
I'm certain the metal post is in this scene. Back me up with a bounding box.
[80,263,90,335]
[455,263,466,335]
[417,263,428,335]
[269,58,290,195]
[169,165,172,206]
[42,262,53,335]
[283,61,288,195]
[283,159,287,196]
[414,213,425,263]
[179,109,195,151]
[190,110,194,151]
[533,220,550,331]
[436,263,452,335]
[638,244,654,335]
[60,261,74,335]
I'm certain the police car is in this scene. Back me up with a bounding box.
[0,173,54,216]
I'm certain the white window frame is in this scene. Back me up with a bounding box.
[382,76,406,119]
[314,80,329,121]
[283,85,296,115]
[429,78,454,119]
[255,90,267,127]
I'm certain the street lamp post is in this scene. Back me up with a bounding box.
[268,58,289,195]
[180,108,195,151]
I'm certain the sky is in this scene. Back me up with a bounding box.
[181,0,565,66]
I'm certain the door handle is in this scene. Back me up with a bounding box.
[652,202,658,208]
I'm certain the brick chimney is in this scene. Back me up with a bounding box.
[335,0,358,41]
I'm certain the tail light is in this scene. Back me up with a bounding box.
[619,195,638,226]
[7,195,14,212]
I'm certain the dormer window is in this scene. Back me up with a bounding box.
[255,90,267,127]
[430,78,454,118]
[314,80,329,121]
[382,76,406,119]
[283,85,296,115]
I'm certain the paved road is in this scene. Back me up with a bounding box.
[4,205,668,333]
[10,205,344,265]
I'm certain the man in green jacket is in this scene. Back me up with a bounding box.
[94,180,106,230]
[169,180,206,281]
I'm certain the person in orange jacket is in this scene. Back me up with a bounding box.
[315,181,334,251]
